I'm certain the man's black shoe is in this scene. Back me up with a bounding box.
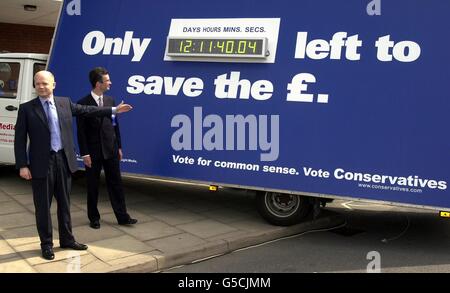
[89,220,100,229]
[60,241,88,250]
[118,218,138,225]
[42,248,55,260]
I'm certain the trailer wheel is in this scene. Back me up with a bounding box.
[256,191,312,226]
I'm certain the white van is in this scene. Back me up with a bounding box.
[0,53,47,164]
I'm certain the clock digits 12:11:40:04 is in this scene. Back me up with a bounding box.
[170,38,264,56]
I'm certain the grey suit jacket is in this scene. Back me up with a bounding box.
[14,96,112,178]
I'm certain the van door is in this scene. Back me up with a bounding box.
[0,60,23,164]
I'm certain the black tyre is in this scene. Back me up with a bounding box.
[255,191,312,226]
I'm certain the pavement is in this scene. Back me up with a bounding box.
[0,165,343,273]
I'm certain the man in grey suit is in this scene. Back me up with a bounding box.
[14,71,132,260]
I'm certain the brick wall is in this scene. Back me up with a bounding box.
[0,23,54,54]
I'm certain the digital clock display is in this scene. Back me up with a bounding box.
[166,37,268,58]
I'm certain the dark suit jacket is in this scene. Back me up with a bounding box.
[14,96,112,178]
[76,94,121,161]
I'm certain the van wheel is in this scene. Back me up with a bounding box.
[256,191,312,226]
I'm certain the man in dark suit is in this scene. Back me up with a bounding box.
[14,70,132,260]
[76,67,137,230]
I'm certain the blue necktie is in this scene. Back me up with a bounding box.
[45,100,62,152]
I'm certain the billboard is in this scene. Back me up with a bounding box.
[49,0,450,208]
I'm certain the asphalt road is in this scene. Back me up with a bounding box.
[165,201,450,273]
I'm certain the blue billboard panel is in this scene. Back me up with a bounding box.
[49,0,450,208]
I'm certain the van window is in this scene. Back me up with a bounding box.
[0,62,20,99]
[33,63,46,88]
[33,63,46,76]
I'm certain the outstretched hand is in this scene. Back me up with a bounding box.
[116,100,133,113]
